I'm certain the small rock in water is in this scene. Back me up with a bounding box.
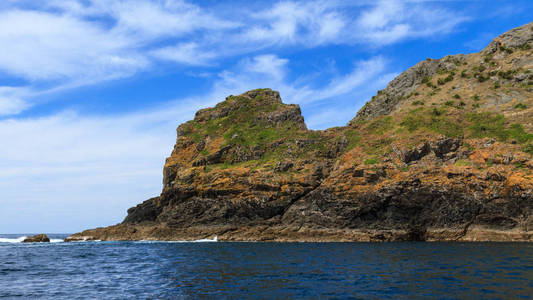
[23,234,50,243]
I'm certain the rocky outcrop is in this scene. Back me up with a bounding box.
[68,23,533,242]
[352,21,533,123]
[351,54,467,123]
[23,234,50,243]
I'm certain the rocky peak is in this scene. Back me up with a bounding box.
[179,88,306,136]
[350,54,466,124]
[165,89,311,189]
[482,22,533,54]
[351,22,533,124]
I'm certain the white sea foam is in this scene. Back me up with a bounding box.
[0,236,65,243]
[0,236,28,243]
[194,236,218,242]
[138,236,218,243]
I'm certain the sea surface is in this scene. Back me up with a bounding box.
[0,234,532,299]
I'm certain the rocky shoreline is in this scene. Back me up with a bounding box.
[66,224,531,242]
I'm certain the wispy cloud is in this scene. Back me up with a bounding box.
[355,0,470,45]
[0,9,143,80]
[151,42,217,66]
[0,0,470,116]
[0,86,31,116]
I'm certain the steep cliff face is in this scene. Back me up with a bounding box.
[68,23,533,242]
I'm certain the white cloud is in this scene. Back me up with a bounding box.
[310,57,387,102]
[0,9,146,81]
[0,0,470,116]
[0,86,30,116]
[91,0,238,38]
[0,94,217,232]
[358,0,403,29]
[240,54,289,79]
[354,0,469,46]
[240,1,346,46]
[151,42,217,66]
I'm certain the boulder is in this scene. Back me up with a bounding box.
[23,234,50,243]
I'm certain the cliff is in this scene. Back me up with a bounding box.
[67,23,533,242]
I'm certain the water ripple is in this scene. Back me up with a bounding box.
[0,236,531,299]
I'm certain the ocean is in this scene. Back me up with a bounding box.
[1,234,532,299]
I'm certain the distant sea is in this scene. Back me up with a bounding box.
[1,234,532,299]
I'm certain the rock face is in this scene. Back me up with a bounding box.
[68,23,533,242]
[23,234,50,243]
[351,54,467,123]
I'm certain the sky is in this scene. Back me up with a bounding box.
[0,0,531,233]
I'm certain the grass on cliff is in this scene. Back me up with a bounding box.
[400,107,463,137]
[399,107,533,154]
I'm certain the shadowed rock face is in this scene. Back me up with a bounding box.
[68,23,533,242]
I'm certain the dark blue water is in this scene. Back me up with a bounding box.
[1,234,532,299]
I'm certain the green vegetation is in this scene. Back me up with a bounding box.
[476,73,488,82]
[467,113,508,141]
[508,124,533,144]
[514,103,527,110]
[363,138,393,156]
[366,116,394,135]
[453,94,461,99]
[344,130,361,151]
[499,45,513,54]
[422,76,436,88]
[472,94,480,101]
[224,126,280,147]
[524,144,533,156]
[364,158,380,165]
[412,100,424,106]
[437,74,453,85]
[519,43,531,50]
[498,70,515,80]
[463,142,474,151]
[400,107,533,147]
[400,107,463,137]
[444,100,454,106]
[455,159,472,167]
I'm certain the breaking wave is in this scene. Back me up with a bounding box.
[0,236,28,243]
[137,236,218,243]
[0,236,64,243]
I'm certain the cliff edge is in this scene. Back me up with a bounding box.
[67,23,533,242]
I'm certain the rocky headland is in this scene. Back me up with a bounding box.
[67,23,533,242]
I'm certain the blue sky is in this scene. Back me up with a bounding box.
[0,0,531,233]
